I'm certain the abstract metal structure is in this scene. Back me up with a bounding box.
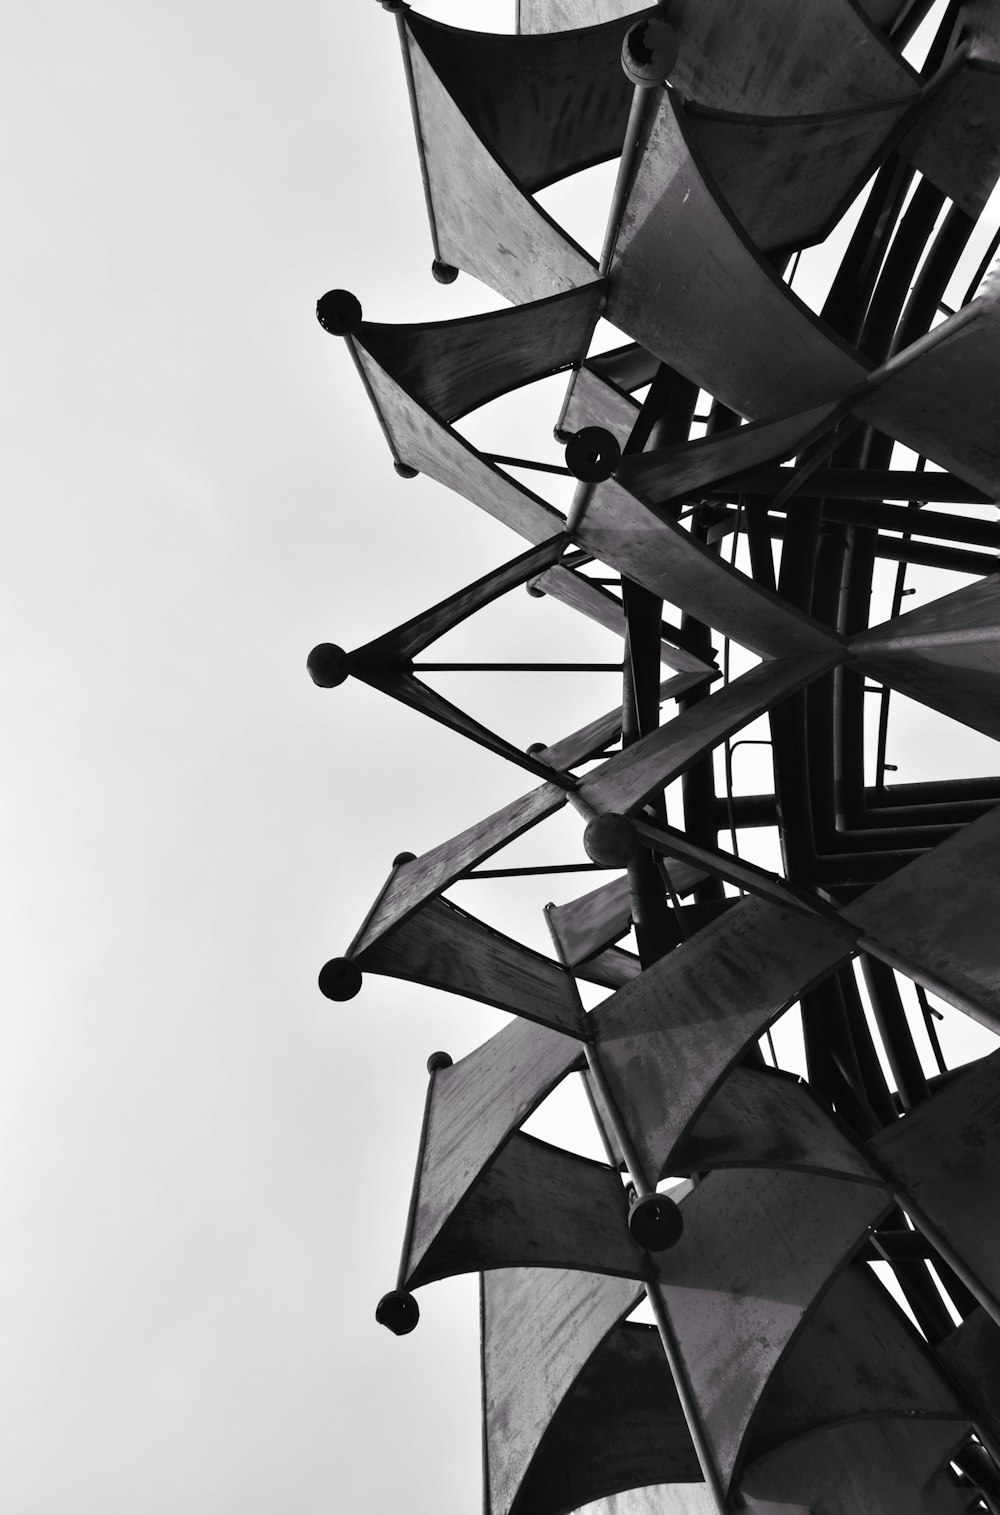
[313,1,1000,1509]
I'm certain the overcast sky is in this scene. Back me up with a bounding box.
[4,1,999,1512]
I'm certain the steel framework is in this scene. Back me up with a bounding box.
[313,2,1000,1510]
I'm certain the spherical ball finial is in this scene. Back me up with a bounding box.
[621,17,678,87]
[393,850,417,867]
[316,289,363,336]
[426,1050,453,1073]
[307,643,351,688]
[394,460,419,478]
[565,427,621,483]
[318,957,363,1002]
[376,1289,420,1335]
[584,813,640,868]
[628,1191,684,1251]
[526,742,548,757]
[432,260,459,285]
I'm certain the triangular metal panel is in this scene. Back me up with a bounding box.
[537,672,716,772]
[356,896,586,1036]
[905,57,1000,218]
[591,896,858,1184]
[517,0,646,36]
[937,1308,1000,1451]
[559,363,641,447]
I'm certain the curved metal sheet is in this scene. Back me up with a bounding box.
[575,481,844,659]
[528,563,716,674]
[536,672,713,773]
[591,896,858,1184]
[606,89,868,420]
[741,1418,976,1514]
[576,657,838,818]
[652,1168,890,1491]
[672,1066,881,1185]
[512,1323,701,1515]
[851,577,1000,743]
[354,287,601,427]
[408,1131,643,1288]
[352,783,566,956]
[517,0,646,34]
[482,1266,644,1515]
[560,363,641,446]
[938,1308,1000,1451]
[843,804,1000,1032]
[405,21,598,304]
[357,896,586,1035]
[405,1018,584,1286]
[353,344,566,544]
[905,57,1000,218]
[871,1049,1000,1316]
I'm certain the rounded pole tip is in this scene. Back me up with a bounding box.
[316,289,363,336]
[628,1191,684,1251]
[431,260,459,284]
[393,460,419,478]
[376,1289,420,1334]
[393,850,417,867]
[565,426,621,483]
[526,742,548,757]
[426,1050,453,1073]
[621,17,678,86]
[525,578,546,599]
[584,813,640,868]
[318,957,363,1002]
[307,643,351,688]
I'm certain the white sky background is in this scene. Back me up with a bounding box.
[3,0,998,1511]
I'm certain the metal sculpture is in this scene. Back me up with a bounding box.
[313,1,1000,1509]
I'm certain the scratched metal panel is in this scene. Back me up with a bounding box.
[653,1168,890,1491]
[357,897,585,1035]
[906,58,1000,218]
[407,1018,583,1281]
[577,657,838,816]
[851,577,1000,742]
[560,363,640,447]
[512,1323,700,1515]
[407,26,598,305]
[607,91,868,420]
[615,401,844,506]
[855,294,1000,497]
[408,1132,642,1288]
[872,1049,1000,1311]
[843,804,1000,1030]
[689,96,915,254]
[548,874,632,964]
[673,1066,881,1185]
[529,563,715,674]
[741,1419,976,1514]
[592,896,857,1183]
[576,944,642,989]
[482,1266,643,1515]
[576,481,844,658]
[663,0,915,115]
[353,783,565,955]
[407,12,652,195]
[517,0,645,34]
[937,1308,1000,1449]
[355,288,601,427]
[354,347,565,544]
[748,1266,964,1456]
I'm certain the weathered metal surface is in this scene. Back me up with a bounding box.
[843,804,1000,1032]
[872,1049,1000,1318]
[591,896,858,1184]
[855,292,1000,497]
[529,563,716,676]
[547,867,705,968]
[672,1066,881,1185]
[537,672,715,772]
[517,0,646,35]
[408,1131,643,1288]
[407,12,653,195]
[575,944,642,989]
[352,783,565,956]
[576,482,843,660]
[748,1265,964,1456]
[512,1323,701,1515]
[405,24,598,305]
[577,657,839,817]
[852,577,1000,743]
[354,287,601,427]
[405,1018,583,1285]
[652,1168,891,1490]
[560,363,641,446]
[688,95,917,255]
[482,1266,643,1515]
[742,1419,978,1514]
[906,57,1000,218]
[938,1308,1000,1450]
[615,401,845,506]
[607,91,868,420]
[357,897,586,1035]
